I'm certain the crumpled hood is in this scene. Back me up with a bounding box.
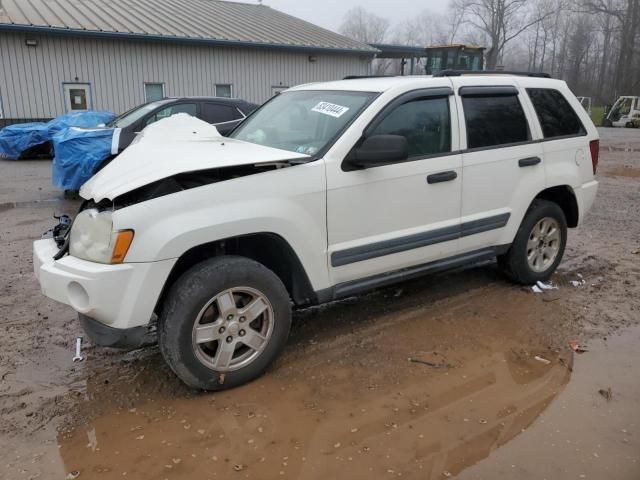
[80,114,309,202]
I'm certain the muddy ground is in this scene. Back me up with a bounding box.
[0,128,638,479]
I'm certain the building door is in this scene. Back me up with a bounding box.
[63,83,91,112]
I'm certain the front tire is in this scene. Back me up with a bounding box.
[498,200,567,285]
[158,256,291,390]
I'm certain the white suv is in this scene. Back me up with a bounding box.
[34,74,599,390]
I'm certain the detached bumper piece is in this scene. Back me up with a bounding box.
[79,314,149,349]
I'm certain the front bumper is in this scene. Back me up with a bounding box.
[34,238,176,330]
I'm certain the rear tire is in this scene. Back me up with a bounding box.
[498,200,567,285]
[158,256,291,390]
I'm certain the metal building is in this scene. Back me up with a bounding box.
[0,0,376,126]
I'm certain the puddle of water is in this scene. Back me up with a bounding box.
[53,286,571,479]
[458,324,640,479]
[604,166,640,178]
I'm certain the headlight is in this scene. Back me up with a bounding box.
[69,209,134,264]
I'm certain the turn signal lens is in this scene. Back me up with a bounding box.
[111,230,134,264]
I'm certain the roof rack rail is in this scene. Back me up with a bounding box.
[434,70,552,78]
[343,75,394,80]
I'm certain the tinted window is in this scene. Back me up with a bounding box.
[202,103,242,124]
[370,97,451,157]
[527,89,586,138]
[463,95,530,149]
[108,100,172,128]
[144,103,197,126]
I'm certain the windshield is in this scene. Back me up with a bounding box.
[231,90,376,155]
[108,100,172,128]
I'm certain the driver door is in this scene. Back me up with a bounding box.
[326,90,463,286]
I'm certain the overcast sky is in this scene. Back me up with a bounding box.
[263,0,450,33]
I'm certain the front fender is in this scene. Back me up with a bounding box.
[112,162,330,291]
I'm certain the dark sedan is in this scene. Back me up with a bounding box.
[108,97,258,153]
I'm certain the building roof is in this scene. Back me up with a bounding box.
[0,0,377,54]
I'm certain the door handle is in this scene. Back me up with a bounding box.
[427,171,458,184]
[519,156,542,167]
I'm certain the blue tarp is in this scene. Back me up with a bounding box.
[47,110,115,138]
[52,127,115,190]
[0,110,115,160]
[0,122,49,159]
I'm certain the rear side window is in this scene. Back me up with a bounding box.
[527,88,586,138]
[202,103,242,124]
[370,97,451,157]
[462,95,530,149]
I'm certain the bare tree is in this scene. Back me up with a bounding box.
[393,10,452,46]
[335,0,640,108]
[453,0,558,69]
[582,0,640,94]
[566,15,594,89]
[338,6,390,44]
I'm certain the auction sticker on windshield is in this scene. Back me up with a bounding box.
[311,102,350,118]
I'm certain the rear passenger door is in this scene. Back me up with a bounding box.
[201,103,244,135]
[455,82,545,254]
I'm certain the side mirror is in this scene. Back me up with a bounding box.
[347,134,408,170]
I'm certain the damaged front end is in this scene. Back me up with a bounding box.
[42,207,84,260]
[78,114,311,205]
[110,162,292,210]
[47,115,312,261]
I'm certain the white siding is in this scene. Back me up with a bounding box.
[0,31,371,119]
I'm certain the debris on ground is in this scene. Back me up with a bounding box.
[66,472,80,480]
[536,281,558,290]
[534,355,551,365]
[568,341,588,354]
[72,337,83,363]
[598,387,613,401]
[559,357,573,372]
[408,352,452,369]
[532,281,559,294]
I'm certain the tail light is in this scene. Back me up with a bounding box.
[589,139,599,175]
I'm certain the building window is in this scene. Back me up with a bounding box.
[144,83,165,102]
[215,84,233,98]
